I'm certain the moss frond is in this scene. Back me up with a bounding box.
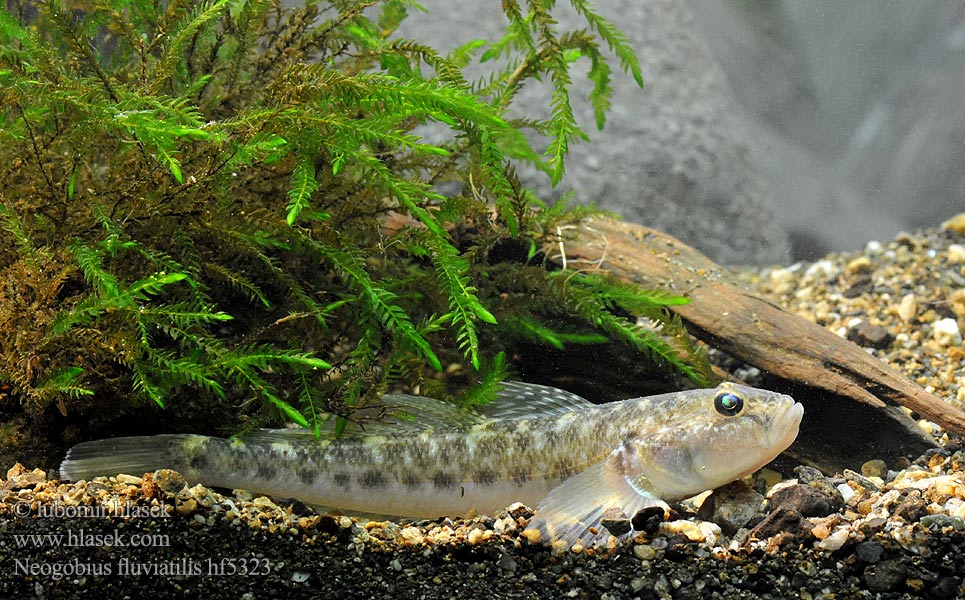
[549,271,714,387]
[0,0,711,441]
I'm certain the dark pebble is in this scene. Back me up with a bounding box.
[843,276,875,298]
[807,477,847,505]
[854,541,884,563]
[601,507,631,537]
[288,499,314,516]
[496,553,517,573]
[601,516,632,537]
[793,465,826,484]
[843,469,881,492]
[697,480,763,535]
[863,558,906,592]
[769,484,841,517]
[594,575,613,590]
[846,321,895,349]
[317,515,342,535]
[930,576,962,598]
[744,506,813,547]
[152,469,187,495]
[631,506,665,535]
[892,496,929,522]
[790,570,811,589]
[920,514,965,531]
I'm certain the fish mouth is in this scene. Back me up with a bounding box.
[767,400,804,452]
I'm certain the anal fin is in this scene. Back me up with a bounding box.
[525,444,668,548]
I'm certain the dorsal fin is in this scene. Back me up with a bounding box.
[239,393,488,443]
[240,381,593,444]
[478,381,595,420]
[376,393,487,430]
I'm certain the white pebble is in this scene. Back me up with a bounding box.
[492,516,516,534]
[698,522,722,546]
[400,526,424,546]
[944,497,964,514]
[805,259,838,279]
[634,544,657,560]
[897,294,917,322]
[814,526,850,551]
[768,268,796,293]
[837,483,855,503]
[948,244,965,264]
[467,528,484,545]
[865,240,883,255]
[933,318,962,347]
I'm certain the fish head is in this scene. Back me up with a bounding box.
[623,382,803,500]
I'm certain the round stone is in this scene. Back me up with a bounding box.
[933,318,962,347]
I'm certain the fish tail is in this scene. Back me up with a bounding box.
[59,434,206,482]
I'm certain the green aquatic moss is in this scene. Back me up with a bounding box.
[0,0,711,440]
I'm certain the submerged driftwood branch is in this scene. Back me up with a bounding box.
[549,217,965,471]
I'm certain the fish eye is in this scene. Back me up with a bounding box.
[714,391,744,417]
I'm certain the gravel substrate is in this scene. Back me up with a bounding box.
[745,213,965,419]
[3,215,965,598]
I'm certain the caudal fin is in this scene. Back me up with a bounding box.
[59,434,198,482]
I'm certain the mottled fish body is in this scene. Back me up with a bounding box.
[60,381,803,546]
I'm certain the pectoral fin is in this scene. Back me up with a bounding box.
[525,443,668,548]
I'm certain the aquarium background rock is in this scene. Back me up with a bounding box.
[398,0,790,266]
[398,0,965,263]
[690,0,965,257]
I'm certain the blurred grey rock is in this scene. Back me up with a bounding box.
[394,0,965,262]
[398,0,791,265]
[690,0,965,258]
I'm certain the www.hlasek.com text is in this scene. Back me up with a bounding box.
[14,528,170,548]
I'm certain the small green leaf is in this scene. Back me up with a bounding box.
[298,356,332,370]
[526,239,538,261]
[272,396,310,428]
[414,143,450,157]
[67,165,79,200]
[286,157,319,225]
[474,305,497,325]
[168,160,184,184]
[334,416,348,438]
[169,127,210,139]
